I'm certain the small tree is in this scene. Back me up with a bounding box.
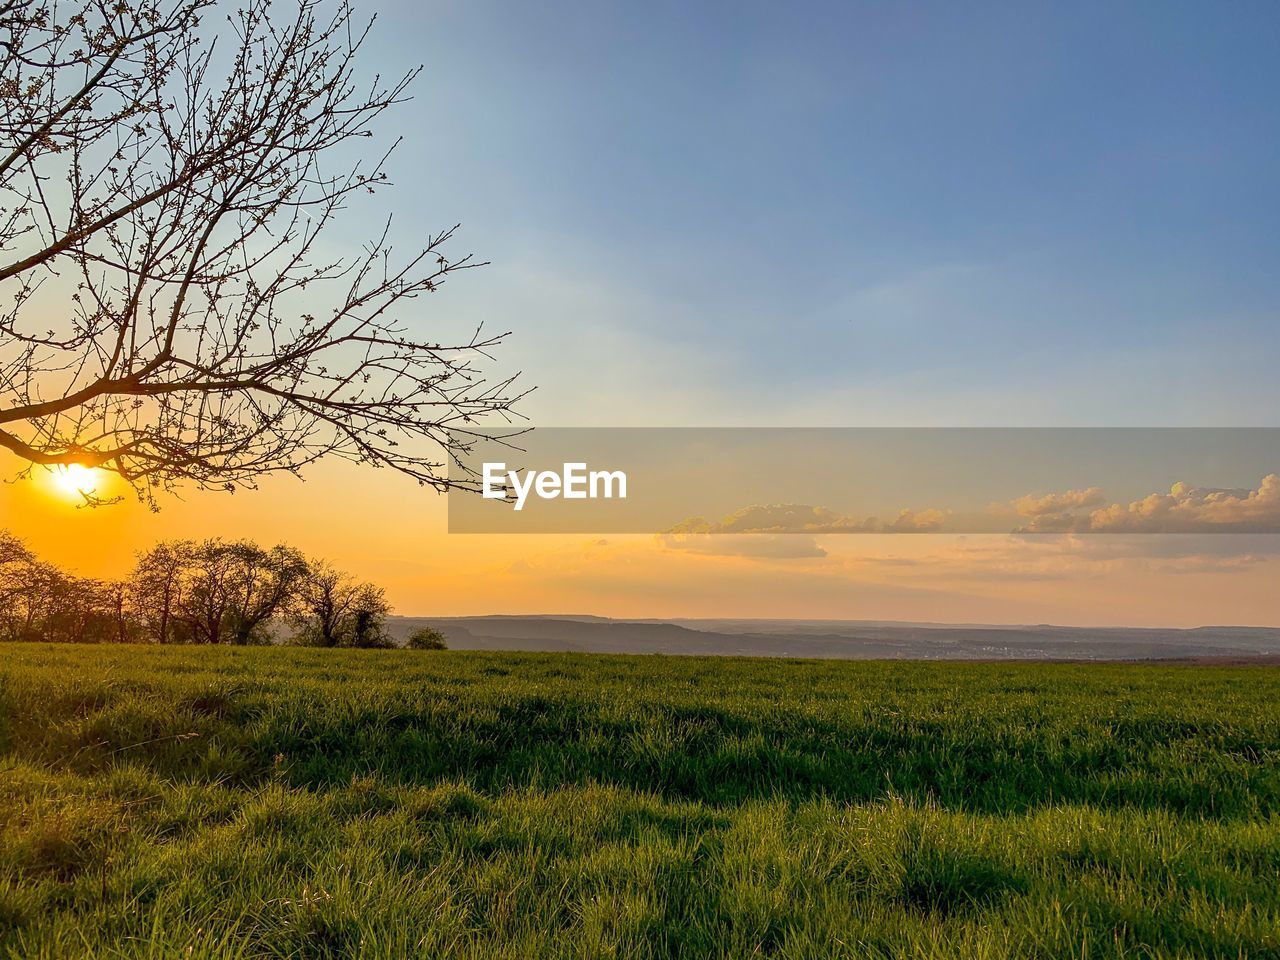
[0,531,37,637]
[290,560,390,647]
[224,542,309,645]
[407,627,447,651]
[3,528,393,645]
[290,560,355,647]
[130,540,193,643]
[158,538,304,644]
[344,582,392,648]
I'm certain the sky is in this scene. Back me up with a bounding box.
[373,0,1280,427]
[3,0,1280,625]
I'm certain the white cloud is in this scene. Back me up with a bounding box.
[1011,475,1280,534]
[1089,475,1280,533]
[1012,487,1106,518]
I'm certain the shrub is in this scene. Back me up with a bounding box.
[407,628,448,651]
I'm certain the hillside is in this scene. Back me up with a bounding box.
[388,615,1280,661]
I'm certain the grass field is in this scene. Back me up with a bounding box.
[1,645,1278,959]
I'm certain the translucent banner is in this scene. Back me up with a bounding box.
[446,428,1280,534]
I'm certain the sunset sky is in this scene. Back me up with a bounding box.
[4,1,1280,626]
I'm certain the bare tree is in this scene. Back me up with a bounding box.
[345,580,390,647]
[0,0,524,506]
[130,538,191,642]
[3,528,394,645]
[0,551,124,642]
[0,530,39,638]
[168,538,301,644]
[290,558,352,646]
[0,529,35,602]
[290,557,388,647]
[223,540,307,644]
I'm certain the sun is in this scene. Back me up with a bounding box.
[51,463,105,500]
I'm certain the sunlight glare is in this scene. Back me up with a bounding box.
[51,463,105,501]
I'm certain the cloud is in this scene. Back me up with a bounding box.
[1089,475,1280,533]
[1009,487,1109,532]
[658,475,1280,547]
[1012,487,1106,517]
[883,508,948,532]
[1011,475,1280,534]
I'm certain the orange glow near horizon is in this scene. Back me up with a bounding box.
[3,451,1279,628]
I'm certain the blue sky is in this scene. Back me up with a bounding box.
[361,1,1279,426]
[10,0,1280,626]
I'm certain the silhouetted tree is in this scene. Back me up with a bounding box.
[346,582,392,648]
[2,528,400,646]
[291,560,389,647]
[0,548,127,642]
[130,540,193,643]
[0,537,50,641]
[224,542,308,644]
[0,531,36,622]
[291,560,353,647]
[171,541,239,644]
[165,539,304,644]
[100,579,133,644]
[0,0,524,506]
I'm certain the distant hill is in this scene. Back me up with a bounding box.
[387,616,1280,661]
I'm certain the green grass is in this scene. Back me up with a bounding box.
[2,645,1279,959]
